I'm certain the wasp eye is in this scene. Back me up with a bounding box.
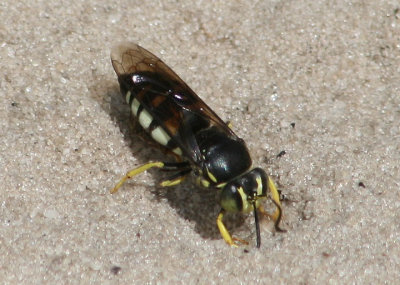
[219,183,243,213]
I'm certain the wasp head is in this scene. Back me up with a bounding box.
[218,168,268,213]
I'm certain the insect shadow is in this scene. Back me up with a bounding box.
[104,85,250,243]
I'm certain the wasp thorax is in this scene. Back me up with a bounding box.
[196,126,252,184]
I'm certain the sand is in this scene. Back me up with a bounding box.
[1,0,399,283]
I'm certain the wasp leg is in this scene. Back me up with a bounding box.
[160,161,191,171]
[111,161,165,194]
[267,176,286,231]
[160,168,192,187]
[259,204,285,232]
[217,209,249,247]
[111,161,191,193]
[259,176,286,232]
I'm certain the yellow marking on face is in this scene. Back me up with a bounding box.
[256,177,263,196]
[237,187,252,213]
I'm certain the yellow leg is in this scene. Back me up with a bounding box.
[216,209,248,247]
[160,176,186,187]
[267,177,282,222]
[259,176,285,231]
[110,162,164,194]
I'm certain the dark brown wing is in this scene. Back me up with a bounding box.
[111,42,238,164]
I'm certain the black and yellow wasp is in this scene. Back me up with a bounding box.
[110,43,284,248]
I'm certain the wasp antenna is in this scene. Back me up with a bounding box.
[254,203,261,248]
[271,199,286,232]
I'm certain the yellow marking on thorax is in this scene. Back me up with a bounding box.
[207,170,218,183]
[216,182,227,189]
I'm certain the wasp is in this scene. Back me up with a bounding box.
[110,43,284,248]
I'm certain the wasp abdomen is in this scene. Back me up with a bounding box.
[119,74,183,156]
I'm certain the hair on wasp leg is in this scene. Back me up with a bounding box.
[110,42,285,248]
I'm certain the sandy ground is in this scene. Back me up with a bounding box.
[1,0,400,284]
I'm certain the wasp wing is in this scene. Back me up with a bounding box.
[111,42,238,164]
